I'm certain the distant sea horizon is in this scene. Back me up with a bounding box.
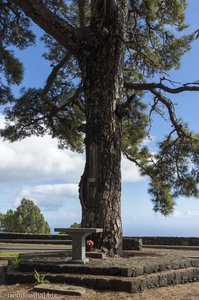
[50,226,199,237]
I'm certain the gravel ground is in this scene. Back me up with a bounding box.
[1,282,199,300]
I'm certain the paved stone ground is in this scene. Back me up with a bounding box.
[3,247,199,297]
[18,247,199,270]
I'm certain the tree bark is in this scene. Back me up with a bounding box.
[79,0,128,254]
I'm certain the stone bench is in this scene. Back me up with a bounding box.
[54,228,103,264]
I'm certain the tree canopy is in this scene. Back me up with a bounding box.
[0,198,50,234]
[0,0,199,252]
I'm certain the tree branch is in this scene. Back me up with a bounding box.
[125,79,199,140]
[42,53,71,98]
[151,89,192,139]
[41,53,85,116]
[39,54,85,137]
[124,81,199,93]
[115,94,136,118]
[78,0,86,29]
[11,0,81,55]
[59,86,85,113]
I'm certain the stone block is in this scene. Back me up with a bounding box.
[192,268,199,280]
[47,274,64,284]
[179,261,186,268]
[95,278,109,290]
[34,284,85,296]
[81,277,96,288]
[122,280,133,293]
[174,271,182,284]
[181,270,189,283]
[131,268,136,277]
[123,238,142,250]
[77,266,91,274]
[109,279,123,291]
[184,260,191,268]
[91,267,104,275]
[159,263,167,271]
[171,262,180,270]
[149,275,159,287]
[120,268,132,277]
[144,265,154,274]
[167,272,175,284]
[108,267,120,276]
[191,259,199,267]
[159,275,168,287]
[140,279,147,291]
[187,269,194,281]
[130,279,141,293]
[146,276,158,289]
[152,264,160,273]
[135,266,144,276]
[86,252,106,259]
[0,265,7,284]
[65,276,82,286]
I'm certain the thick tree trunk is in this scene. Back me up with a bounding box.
[12,0,128,255]
[78,1,128,254]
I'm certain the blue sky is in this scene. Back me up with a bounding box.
[0,0,199,236]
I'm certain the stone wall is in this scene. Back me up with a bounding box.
[0,232,71,243]
[123,236,199,249]
[1,233,199,249]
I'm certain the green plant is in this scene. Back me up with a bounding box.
[12,256,21,270]
[34,269,50,285]
[0,199,50,234]
[70,222,80,228]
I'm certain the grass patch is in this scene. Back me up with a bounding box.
[0,252,22,258]
[0,242,70,247]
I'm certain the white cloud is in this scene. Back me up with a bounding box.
[121,156,144,182]
[46,210,78,220]
[45,210,79,227]
[155,209,199,221]
[45,210,81,231]
[121,137,156,182]
[167,210,199,219]
[15,183,79,211]
[0,114,145,184]
[172,210,184,218]
[0,134,85,183]
[154,210,184,219]
[186,210,199,218]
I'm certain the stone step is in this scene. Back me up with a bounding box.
[18,257,199,278]
[34,283,85,296]
[20,250,105,260]
[6,265,199,293]
[0,262,8,284]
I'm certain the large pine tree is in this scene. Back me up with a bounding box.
[0,0,199,254]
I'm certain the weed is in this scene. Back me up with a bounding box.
[12,256,21,270]
[34,269,50,285]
